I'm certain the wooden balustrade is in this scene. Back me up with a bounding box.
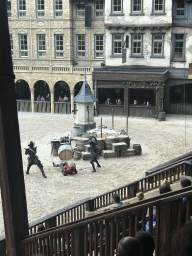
[20,187,192,256]
[16,100,71,114]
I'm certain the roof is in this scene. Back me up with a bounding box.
[73,79,98,103]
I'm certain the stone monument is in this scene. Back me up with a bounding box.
[73,77,97,133]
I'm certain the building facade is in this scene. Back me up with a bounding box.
[93,0,192,117]
[7,0,105,114]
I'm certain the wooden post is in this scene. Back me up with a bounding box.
[101,117,102,138]
[112,109,114,130]
[0,1,29,255]
[126,115,128,134]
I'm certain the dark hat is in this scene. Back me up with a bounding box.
[28,141,35,147]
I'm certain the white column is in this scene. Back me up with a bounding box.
[51,88,55,114]
[71,90,74,115]
[31,88,35,113]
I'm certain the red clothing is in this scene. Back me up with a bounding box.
[58,98,63,102]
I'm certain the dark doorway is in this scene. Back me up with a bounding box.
[15,80,30,100]
[74,81,83,97]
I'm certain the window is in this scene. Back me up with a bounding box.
[173,34,185,61]
[36,0,45,18]
[19,34,28,57]
[76,5,85,18]
[10,34,13,56]
[131,0,143,14]
[131,34,143,57]
[95,35,104,58]
[18,0,26,18]
[37,34,46,58]
[153,0,164,14]
[175,0,185,18]
[112,0,122,14]
[55,35,64,58]
[112,34,123,56]
[7,1,11,18]
[152,34,164,57]
[54,0,62,18]
[95,0,104,18]
[77,35,86,58]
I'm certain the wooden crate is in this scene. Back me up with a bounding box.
[121,149,135,157]
[112,142,127,152]
[81,152,91,160]
[102,150,118,159]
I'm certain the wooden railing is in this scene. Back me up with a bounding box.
[0,155,192,255]
[27,159,191,234]
[16,100,71,114]
[20,186,192,256]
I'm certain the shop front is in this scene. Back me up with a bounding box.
[93,67,168,118]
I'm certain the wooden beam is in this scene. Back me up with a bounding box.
[0,1,29,255]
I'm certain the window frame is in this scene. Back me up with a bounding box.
[173,0,186,19]
[76,34,86,59]
[112,33,123,57]
[111,0,123,14]
[7,1,11,19]
[131,0,143,15]
[131,33,143,57]
[19,34,28,58]
[37,34,46,58]
[152,0,165,14]
[36,0,45,19]
[76,4,85,19]
[95,0,104,18]
[54,0,63,18]
[55,34,64,59]
[18,0,26,19]
[94,34,104,59]
[172,33,186,62]
[152,33,164,57]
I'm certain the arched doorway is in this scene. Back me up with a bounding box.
[74,81,83,97]
[54,81,70,101]
[15,79,30,100]
[34,80,50,100]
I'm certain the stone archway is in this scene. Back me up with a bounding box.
[34,80,50,100]
[54,81,70,101]
[15,79,30,100]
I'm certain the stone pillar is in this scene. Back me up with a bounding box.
[51,88,54,114]
[31,88,34,113]
[71,90,74,115]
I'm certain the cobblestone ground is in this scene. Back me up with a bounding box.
[1,112,192,235]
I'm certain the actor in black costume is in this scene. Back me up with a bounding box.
[25,141,47,178]
[89,137,101,173]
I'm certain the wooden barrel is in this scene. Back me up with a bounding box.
[158,112,166,121]
[76,138,89,152]
[133,144,142,155]
[96,138,105,152]
[58,145,73,160]
[73,151,81,160]
[51,140,60,156]
[105,136,116,150]
[117,135,130,148]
